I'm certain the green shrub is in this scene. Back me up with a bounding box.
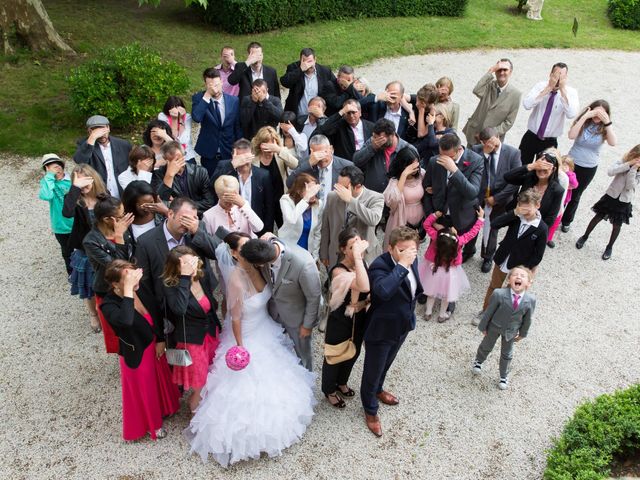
[199,0,468,34]
[68,43,190,128]
[608,0,640,29]
[544,383,640,480]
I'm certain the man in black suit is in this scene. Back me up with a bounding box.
[320,65,363,116]
[469,127,523,272]
[153,142,215,218]
[240,79,283,140]
[211,138,275,235]
[313,99,374,162]
[360,81,412,140]
[135,197,224,328]
[73,115,131,198]
[295,96,328,141]
[360,226,423,437]
[285,134,353,204]
[227,41,281,101]
[280,47,336,116]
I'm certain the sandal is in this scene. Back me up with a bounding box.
[154,428,167,439]
[324,392,346,409]
[337,385,356,397]
[90,313,102,333]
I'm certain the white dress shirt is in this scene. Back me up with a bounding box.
[302,117,318,140]
[270,240,286,283]
[523,81,579,138]
[298,69,319,115]
[100,142,120,198]
[318,161,333,202]
[384,106,403,132]
[392,257,417,298]
[251,66,264,83]
[352,120,365,151]
[118,167,153,191]
[239,171,252,205]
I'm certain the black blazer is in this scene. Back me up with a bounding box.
[359,97,411,140]
[211,161,275,236]
[62,185,92,251]
[164,273,220,345]
[364,252,423,343]
[503,166,564,228]
[83,227,134,296]
[492,211,548,269]
[312,112,374,161]
[228,62,281,101]
[239,95,283,141]
[415,126,455,164]
[294,114,327,135]
[424,148,484,233]
[72,136,131,196]
[134,223,222,333]
[153,163,215,218]
[280,62,336,114]
[320,79,362,116]
[471,143,522,207]
[100,295,161,369]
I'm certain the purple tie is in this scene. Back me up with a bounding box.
[351,126,361,151]
[512,294,520,311]
[536,91,557,140]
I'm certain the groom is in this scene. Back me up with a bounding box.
[360,226,423,437]
[240,235,322,371]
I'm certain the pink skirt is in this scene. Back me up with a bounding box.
[418,260,470,302]
[120,342,181,441]
[171,332,219,390]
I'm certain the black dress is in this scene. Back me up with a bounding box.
[592,194,633,225]
[321,263,369,395]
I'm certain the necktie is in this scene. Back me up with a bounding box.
[496,85,501,98]
[351,125,360,151]
[536,91,557,140]
[213,100,222,125]
[489,152,497,189]
[512,294,520,311]
[318,167,327,200]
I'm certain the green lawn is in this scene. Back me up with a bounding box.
[1,0,639,156]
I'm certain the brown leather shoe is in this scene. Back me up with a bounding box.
[364,413,382,437]
[376,390,399,406]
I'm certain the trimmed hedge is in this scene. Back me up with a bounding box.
[200,0,468,34]
[68,44,190,129]
[608,0,640,30]
[544,383,640,480]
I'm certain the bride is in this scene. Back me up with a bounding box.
[185,232,316,467]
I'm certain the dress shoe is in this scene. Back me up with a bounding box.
[417,293,428,305]
[547,240,555,248]
[561,224,570,233]
[575,235,588,249]
[461,251,475,264]
[480,259,492,273]
[602,246,612,260]
[365,413,383,437]
[377,390,399,405]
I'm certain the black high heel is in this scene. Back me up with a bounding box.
[337,385,355,397]
[324,392,346,409]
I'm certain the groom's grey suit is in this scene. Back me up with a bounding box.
[263,240,322,371]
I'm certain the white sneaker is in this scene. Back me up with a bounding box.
[498,378,508,390]
[472,361,482,375]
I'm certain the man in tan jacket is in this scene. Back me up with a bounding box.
[462,59,521,147]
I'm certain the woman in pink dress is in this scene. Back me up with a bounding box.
[383,147,426,249]
[162,246,221,413]
[99,260,180,441]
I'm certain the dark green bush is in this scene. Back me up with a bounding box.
[544,384,640,480]
[608,0,640,30]
[68,44,190,128]
[200,0,468,34]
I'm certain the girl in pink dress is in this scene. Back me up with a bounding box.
[547,156,579,244]
[100,260,180,441]
[419,209,484,322]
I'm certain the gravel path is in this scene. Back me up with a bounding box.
[1,49,639,480]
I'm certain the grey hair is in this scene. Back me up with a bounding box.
[309,134,331,147]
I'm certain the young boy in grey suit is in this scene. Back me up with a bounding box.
[472,266,535,390]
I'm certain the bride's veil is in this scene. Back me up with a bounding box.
[215,242,258,321]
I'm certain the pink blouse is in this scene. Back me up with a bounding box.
[422,213,484,265]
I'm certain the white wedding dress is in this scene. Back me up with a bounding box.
[185,261,316,467]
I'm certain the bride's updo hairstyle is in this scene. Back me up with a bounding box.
[224,231,251,251]
[240,239,278,267]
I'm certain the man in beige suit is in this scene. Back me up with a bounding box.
[462,59,521,147]
[320,165,384,266]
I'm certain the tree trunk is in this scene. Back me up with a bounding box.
[0,0,75,55]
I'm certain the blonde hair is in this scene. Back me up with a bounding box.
[436,76,454,96]
[561,155,575,172]
[508,265,533,281]
[623,144,640,163]
[214,175,240,197]
[434,103,452,128]
[71,164,107,202]
[251,126,282,156]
